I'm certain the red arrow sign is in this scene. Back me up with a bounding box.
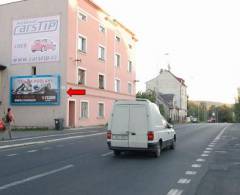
[67,88,86,96]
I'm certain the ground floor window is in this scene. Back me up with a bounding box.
[80,101,89,119]
[98,103,104,118]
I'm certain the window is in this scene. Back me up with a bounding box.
[114,54,120,67]
[99,25,105,33]
[32,66,36,75]
[98,103,104,118]
[98,46,105,61]
[80,101,88,118]
[114,79,120,93]
[78,69,85,85]
[99,74,105,89]
[78,36,86,53]
[128,61,132,72]
[78,12,87,21]
[128,83,132,94]
[115,36,120,42]
[128,44,132,49]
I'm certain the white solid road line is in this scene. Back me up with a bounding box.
[27,150,38,153]
[0,132,105,150]
[101,151,113,157]
[56,144,64,147]
[214,126,228,140]
[7,154,17,157]
[167,189,183,195]
[0,164,74,191]
[0,131,98,144]
[42,147,51,150]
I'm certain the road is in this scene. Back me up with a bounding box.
[0,123,239,195]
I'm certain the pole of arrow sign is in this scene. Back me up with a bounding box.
[67,88,86,96]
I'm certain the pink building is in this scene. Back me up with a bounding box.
[0,0,137,128]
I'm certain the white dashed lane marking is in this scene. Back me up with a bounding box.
[203,151,211,154]
[167,189,183,195]
[185,171,197,175]
[206,148,213,150]
[178,178,191,184]
[201,154,209,157]
[208,144,215,147]
[196,158,205,162]
[192,164,202,168]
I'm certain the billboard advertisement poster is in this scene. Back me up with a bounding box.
[10,75,60,105]
[12,15,60,64]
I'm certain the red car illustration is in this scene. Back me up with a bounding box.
[31,39,56,52]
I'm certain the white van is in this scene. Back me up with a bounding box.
[107,99,176,157]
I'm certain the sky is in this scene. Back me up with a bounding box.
[1,0,240,103]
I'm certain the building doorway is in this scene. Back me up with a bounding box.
[68,100,75,128]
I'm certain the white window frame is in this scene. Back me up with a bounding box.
[98,45,106,61]
[99,24,105,33]
[78,34,87,53]
[128,82,133,95]
[80,100,89,119]
[114,78,120,93]
[128,60,132,72]
[77,67,86,85]
[78,12,87,21]
[98,73,106,89]
[98,102,105,118]
[114,53,121,67]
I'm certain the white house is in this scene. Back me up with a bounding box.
[146,69,187,122]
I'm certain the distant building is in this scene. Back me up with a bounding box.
[146,69,187,122]
[0,0,137,128]
[156,92,178,122]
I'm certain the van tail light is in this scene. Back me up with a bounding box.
[107,131,112,139]
[147,131,154,141]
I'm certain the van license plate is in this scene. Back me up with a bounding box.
[112,135,128,140]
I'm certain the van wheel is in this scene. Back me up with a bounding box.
[154,143,161,158]
[113,150,121,156]
[170,137,176,150]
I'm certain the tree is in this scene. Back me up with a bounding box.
[136,90,156,103]
[187,101,198,118]
[234,97,240,122]
[217,105,233,123]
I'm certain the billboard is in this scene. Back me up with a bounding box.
[12,15,60,64]
[10,75,60,105]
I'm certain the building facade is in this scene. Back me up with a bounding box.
[0,0,137,128]
[146,69,187,122]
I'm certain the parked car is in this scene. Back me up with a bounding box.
[107,99,176,158]
[31,39,56,52]
[191,117,198,123]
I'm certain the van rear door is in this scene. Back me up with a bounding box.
[129,105,148,148]
[111,105,129,147]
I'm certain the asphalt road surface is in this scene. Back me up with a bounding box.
[0,123,239,195]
